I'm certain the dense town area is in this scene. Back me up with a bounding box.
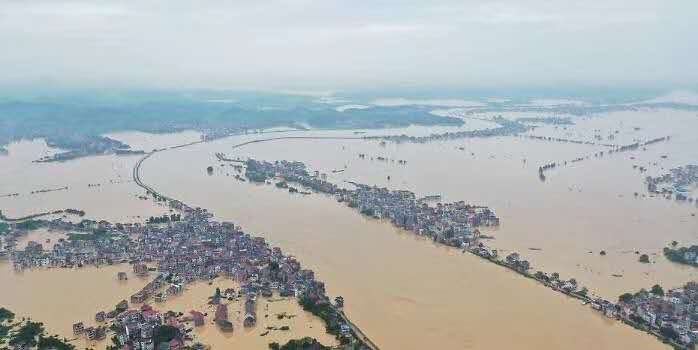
[241,157,698,349]
[245,158,501,248]
[647,165,698,202]
[618,281,698,347]
[1,200,374,350]
[1,101,697,349]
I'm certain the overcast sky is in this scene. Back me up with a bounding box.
[0,0,696,91]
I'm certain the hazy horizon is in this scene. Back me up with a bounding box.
[1,0,696,91]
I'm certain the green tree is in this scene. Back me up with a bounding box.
[534,271,548,281]
[619,293,634,303]
[10,321,44,347]
[660,326,679,340]
[153,325,180,345]
[268,337,331,350]
[0,222,9,235]
[651,284,665,296]
[0,308,15,322]
[16,220,40,231]
[38,335,75,350]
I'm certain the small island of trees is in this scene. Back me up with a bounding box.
[664,243,698,267]
[268,337,332,350]
[0,307,75,350]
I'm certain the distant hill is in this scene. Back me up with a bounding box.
[0,90,462,159]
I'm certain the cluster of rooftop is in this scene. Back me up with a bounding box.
[616,281,698,347]
[76,302,196,350]
[245,159,499,248]
[647,165,698,202]
[3,201,371,349]
[239,156,697,349]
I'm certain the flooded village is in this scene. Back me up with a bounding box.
[618,281,698,346]
[238,157,698,348]
[1,0,698,345]
[1,106,697,350]
[646,165,698,202]
[244,158,501,249]
[2,197,371,349]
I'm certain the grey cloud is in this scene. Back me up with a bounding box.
[0,0,695,91]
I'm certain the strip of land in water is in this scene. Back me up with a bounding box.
[208,134,692,349]
[4,120,690,349]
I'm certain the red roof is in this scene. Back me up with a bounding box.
[169,338,184,349]
[142,309,159,319]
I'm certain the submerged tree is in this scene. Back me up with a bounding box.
[651,284,665,296]
[619,293,634,303]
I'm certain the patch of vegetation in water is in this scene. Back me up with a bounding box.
[298,295,343,338]
[67,228,117,242]
[15,220,41,231]
[664,244,698,267]
[0,222,9,235]
[268,337,332,350]
[0,307,75,350]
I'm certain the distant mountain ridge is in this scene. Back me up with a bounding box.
[0,93,462,160]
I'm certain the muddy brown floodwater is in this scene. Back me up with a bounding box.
[138,109,695,349]
[2,109,696,349]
